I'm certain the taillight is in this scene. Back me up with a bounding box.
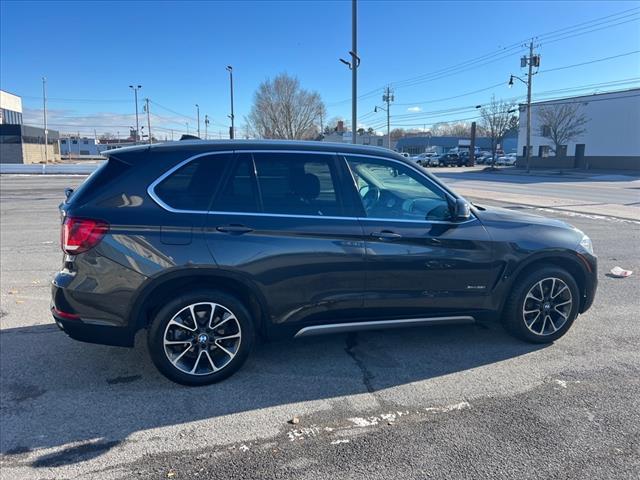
[61,217,109,254]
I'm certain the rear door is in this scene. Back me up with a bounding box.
[342,155,500,319]
[205,151,366,327]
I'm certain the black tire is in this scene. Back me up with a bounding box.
[148,289,255,386]
[502,266,580,343]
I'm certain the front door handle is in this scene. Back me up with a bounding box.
[216,225,254,234]
[371,230,402,240]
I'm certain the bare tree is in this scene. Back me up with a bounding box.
[537,103,589,156]
[247,74,326,140]
[480,96,518,167]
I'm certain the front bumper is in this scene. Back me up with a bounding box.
[579,253,597,313]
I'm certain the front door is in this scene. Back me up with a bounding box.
[205,151,366,327]
[343,155,500,319]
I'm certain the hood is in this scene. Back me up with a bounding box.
[473,204,572,229]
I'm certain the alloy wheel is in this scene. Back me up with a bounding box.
[522,277,573,336]
[163,302,242,376]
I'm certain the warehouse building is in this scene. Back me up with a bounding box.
[517,88,639,170]
[0,90,60,164]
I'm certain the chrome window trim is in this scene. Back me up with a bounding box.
[147,149,477,226]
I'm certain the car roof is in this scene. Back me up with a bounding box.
[102,139,406,161]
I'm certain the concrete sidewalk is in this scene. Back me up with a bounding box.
[458,186,640,222]
[477,166,640,181]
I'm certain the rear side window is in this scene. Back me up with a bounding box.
[154,154,231,211]
[213,154,259,212]
[253,152,343,216]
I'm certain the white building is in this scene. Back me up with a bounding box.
[517,88,640,170]
[60,136,103,157]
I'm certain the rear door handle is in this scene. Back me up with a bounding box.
[216,225,254,234]
[371,230,402,240]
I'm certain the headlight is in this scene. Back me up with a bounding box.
[579,234,594,255]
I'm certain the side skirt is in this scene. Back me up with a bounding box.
[294,316,475,338]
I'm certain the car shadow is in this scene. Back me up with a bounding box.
[0,321,546,467]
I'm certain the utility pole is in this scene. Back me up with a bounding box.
[129,85,142,144]
[204,114,209,139]
[470,121,477,165]
[196,104,200,138]
[383,86,393,150]
[145,98,152,144]
[42,77,48,163]
[351,0,357,144]
[226,66,235,139]
[509,40,539,173]
[525,41,535,173]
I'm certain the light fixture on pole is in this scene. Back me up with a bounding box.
[129,85,142,144]
[226,66,235,139]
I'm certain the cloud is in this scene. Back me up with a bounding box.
[407,106,422,112]
[22,107,196,138]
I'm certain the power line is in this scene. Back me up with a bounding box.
[326,6,640,107]
[539,50,640,74]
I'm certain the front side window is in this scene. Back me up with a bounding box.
[253,152,343,216]
[346,156,451,221]
[154,154,231,211]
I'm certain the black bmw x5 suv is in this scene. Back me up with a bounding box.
[52,140,597,385]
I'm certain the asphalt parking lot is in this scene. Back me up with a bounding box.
[1,175,639,479]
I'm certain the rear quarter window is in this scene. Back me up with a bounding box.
[153,154,231,211]
[68,157,130,205]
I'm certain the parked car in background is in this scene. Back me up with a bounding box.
[457,151,475,167]
[496,154,517,166]
[435,153,460,167]
[411,152,439,166]
[476,153,493,165]
[52,140,597,385]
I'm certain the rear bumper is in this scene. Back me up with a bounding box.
[52,307,134,347]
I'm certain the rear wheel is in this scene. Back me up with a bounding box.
[148,290,255,385]
[502,266,580,343]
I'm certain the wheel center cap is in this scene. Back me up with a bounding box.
[543,302,551,311]
[197,333,209,344]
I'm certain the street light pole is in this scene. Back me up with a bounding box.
[129,85,142,144]
[226,66,235,139]
[42,77,48,163]
[351,0,357,145]
[196,104,200,138]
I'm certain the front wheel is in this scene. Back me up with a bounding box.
[148,290,255,385]
[502,266,580,343]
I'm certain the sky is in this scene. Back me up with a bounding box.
[1,0,639,139]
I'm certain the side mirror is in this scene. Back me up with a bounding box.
[452,198,471,220]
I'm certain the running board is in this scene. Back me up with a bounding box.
[294,316,475,338]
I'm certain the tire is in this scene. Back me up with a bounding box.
[502,266,580,343]
[148,289,255,386]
